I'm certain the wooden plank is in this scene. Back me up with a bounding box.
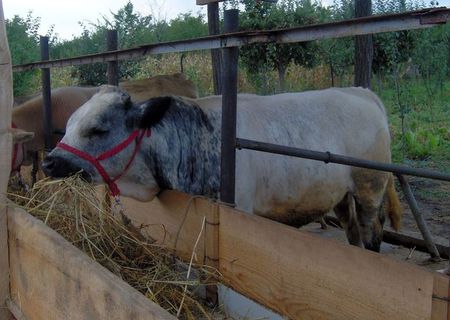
[8,208,175,320]
[0,0,13,318]
[6,299,27,320]
[121,192,447,319]
[431,274,450,320]
[120,191,217,263]
[219,205,439,320]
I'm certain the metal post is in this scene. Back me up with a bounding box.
[106,30,118,86]
[207,3,222,95]
[397,175,441,261]
[220,9,239,206]
[40,36,52,151]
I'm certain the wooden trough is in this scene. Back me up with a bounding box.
[1,3,449,320]
[2,192,450,320]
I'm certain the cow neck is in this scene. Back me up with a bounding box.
[56,128,151,198]
[149,109,220,198]
[11,122,21,173]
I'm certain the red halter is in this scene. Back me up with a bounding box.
[11,122,21,173]
[56,128,151,197]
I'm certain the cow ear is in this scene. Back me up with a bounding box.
[136,96,173,128]
[10,127,35,143]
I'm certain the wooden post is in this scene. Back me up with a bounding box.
[107,30,119,86]
[207,3,223,95]
[0,0,13,318]
[204,202,220,305]
[354,0,373,88]
[397,175,441,261]
[40,36,53,151]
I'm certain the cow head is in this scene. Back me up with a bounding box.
[42,85,174,201]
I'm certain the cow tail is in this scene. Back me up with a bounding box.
[386,174,402,231]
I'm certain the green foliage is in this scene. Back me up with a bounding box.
[371,1,421,75]
[51,1,155,85]
[6,13,42,95]
[377,79,450,165]
[239,0,324,93]
[162,13,208,42]
[50,3,208,85]
[404,129,442,159]
[318,0,354,86]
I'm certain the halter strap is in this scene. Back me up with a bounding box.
[57,128,151,197]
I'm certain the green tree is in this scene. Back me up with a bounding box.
[319,0,354,86]
[53,1,154,85]
[371,0,420,77]
[239,0,323,93]
[163,13,208,42]
[6,13,44,95]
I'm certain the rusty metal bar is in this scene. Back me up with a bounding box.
[40,36,53,151]
[396,175,441,261]
[12,8,450,72]
[220,9,239,206]
[107,30,119,86]
[324,215,449,259]
[236,138,450,182]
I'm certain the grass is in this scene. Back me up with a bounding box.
[375,79,450,167]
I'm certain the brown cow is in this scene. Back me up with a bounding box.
[12,73,198,166]
[119,73,198,102]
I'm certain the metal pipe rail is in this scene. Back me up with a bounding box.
[12,7,450,72]
[236,138,450,182]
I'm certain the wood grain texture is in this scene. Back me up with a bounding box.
[219,205,439,320]
[0,0,13,318]
[120,191,217,263]
[431,274,450,320]
[8,208,175,320]
[121,192,449,320]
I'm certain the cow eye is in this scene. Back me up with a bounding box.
[89,127,109,136]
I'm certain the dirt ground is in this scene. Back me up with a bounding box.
[303,174,449,273]
[401,176,450,240]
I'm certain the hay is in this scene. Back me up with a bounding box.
[8,175,222,320]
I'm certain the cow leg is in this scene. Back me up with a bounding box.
[334,193,363,248]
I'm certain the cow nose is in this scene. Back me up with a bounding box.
[42,156,56,174]
[42,155,90,181]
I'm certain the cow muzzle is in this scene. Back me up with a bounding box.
[42,155,91,181]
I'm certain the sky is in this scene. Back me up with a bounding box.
[2,0,450,40]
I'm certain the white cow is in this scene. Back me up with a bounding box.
[43,86,402,251]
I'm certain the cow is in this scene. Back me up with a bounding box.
[42,85,402,252]
[11,73,198,169]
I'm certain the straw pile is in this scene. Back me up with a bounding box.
[8,175,223,319]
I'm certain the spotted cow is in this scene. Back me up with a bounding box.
[43,86,402,251]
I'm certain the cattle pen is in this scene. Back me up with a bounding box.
[1,1,450,319]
